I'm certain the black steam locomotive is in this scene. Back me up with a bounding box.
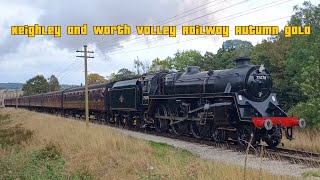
[4,57,306,147]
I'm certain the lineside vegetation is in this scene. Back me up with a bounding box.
[0,108,295,180]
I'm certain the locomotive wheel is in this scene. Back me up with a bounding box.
[265,138,281,148]
[102,114,108,125]
[212,127,226,142]
[265,127,282,148]
[171,121,189,136]
[133,117,142,130]
[154,105,169,133]
[114,114,120,127]
[94,113,101,124]
[171,106,188,136]
[125,115,133,128]
[237,125,255,147]
[120,115,127,128]
[190,121,210,139]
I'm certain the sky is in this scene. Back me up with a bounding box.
[0,0,318,85]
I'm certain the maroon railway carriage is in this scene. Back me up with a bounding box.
[63,84,107,118]
[29,94,43,108]
[18,96,30,107]
[4,98,16,107]
[42,91,63,111]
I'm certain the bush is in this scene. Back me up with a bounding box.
[0,114,33,148]
[0,143,93,180]
[36,142,62,161]
[289,98,320,128]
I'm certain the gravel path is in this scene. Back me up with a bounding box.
[105,126,319,178]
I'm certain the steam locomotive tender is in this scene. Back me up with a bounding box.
[4,57,306,147]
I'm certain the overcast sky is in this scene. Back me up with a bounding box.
[0,0,318,85]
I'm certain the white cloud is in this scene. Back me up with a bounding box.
[0,0,318,85]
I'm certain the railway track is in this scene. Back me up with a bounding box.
[264,147,320,166]
[146,128,320,167]
[26,110,320,167]
[91,119,320,167]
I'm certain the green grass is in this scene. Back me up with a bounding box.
[303,171,320,178]
[149,141,172,162]
[148,141,193,166]
[145,141,195,179]
[0,143,65,180]
[0,113,93,180]
[0,143,93,180]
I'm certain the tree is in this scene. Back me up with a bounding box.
[285,1,320,127]
[107,68,137,81]
[48,75,60,91]
[149,57,173,72]
[201,51,215,70]
[88,73,107,85]
[134,57,150,75]
[299,56,320,99]
[22,75,49,95]
[172,50,203,71]
[289,98,320,128]
[222,39,253,52]
[289,55,320,128]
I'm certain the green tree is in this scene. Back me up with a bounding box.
[222,39,253,52]
[200,40,253,71]
[22,75,49,95]
[299,56,320,99]
[286,1,320,127]
[289,98,320,128]
[287,2,320,89]
[289,55,320,128]
[149,57,173,72]
[48,75,60,92]
[172,50,203,71]
[108,68,137,81]
[88,73,107,85]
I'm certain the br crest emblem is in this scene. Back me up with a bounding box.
[119,95,124,103]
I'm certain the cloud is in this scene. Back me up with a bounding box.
[0,0,218,84]
[0,2,43,56]
[1,0,215,56]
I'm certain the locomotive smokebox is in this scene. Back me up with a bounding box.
[235,57,251,68]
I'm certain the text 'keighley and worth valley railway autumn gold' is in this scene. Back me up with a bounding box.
[11,24,311,38]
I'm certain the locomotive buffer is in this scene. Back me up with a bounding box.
[76,45,94,127]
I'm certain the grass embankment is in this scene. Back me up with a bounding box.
[282,129,320,153]
[0,108,296,179]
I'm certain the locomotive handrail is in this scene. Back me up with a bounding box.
[188,102,232,114]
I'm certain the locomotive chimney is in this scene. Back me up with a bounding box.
[235,57,251,68]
